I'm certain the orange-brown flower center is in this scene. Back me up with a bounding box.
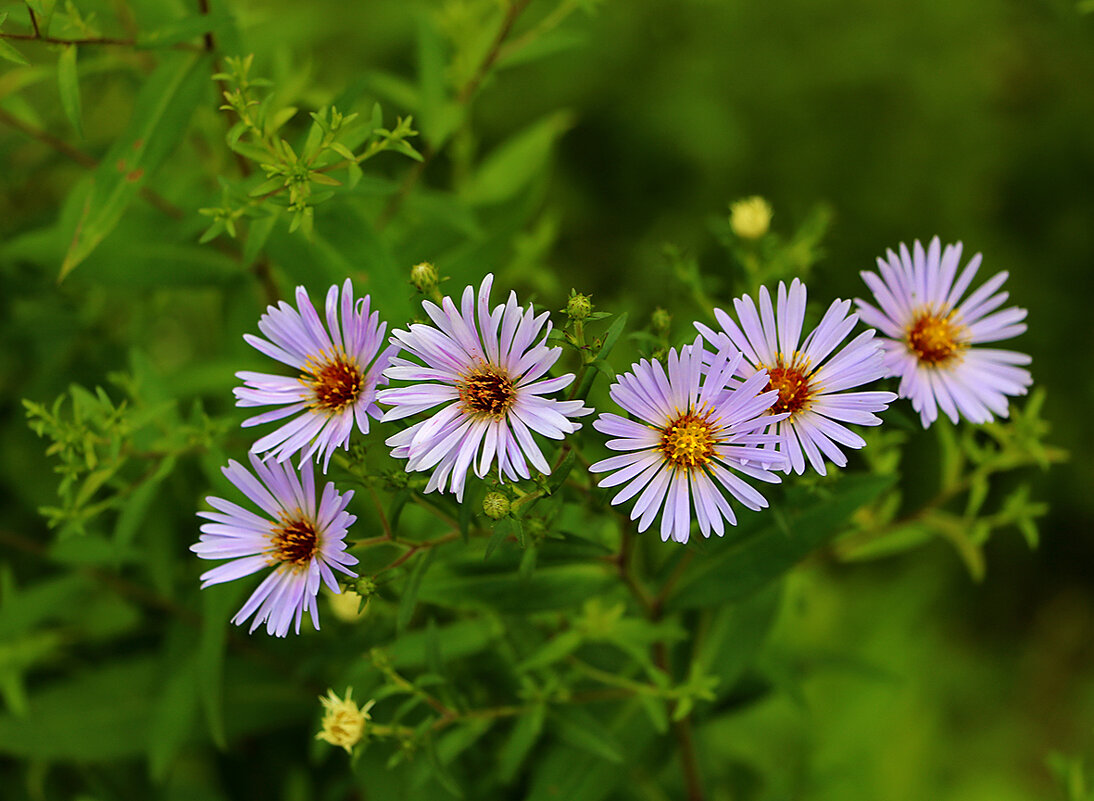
[271,517,319,567]
[458,366,515,418]
[305,356,364,415]
[660,414,716,470]
[765,365,813,416]
[907,311,964,366]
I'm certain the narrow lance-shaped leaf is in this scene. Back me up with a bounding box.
[667,473,896,610]
[57,45,81,138]
[0,38,29,67]
[60,52,211,280]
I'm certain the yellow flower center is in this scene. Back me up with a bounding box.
[660,414,716,470]
[907,310,965,366]
[304,353,364,415]
[458,365,516,418]
[271,517,319,567]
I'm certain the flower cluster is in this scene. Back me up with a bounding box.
[194,237,1033,635]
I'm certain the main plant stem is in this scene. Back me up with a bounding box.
[619,519,706,800]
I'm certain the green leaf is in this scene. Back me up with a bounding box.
[517,630,583,673]
[397,548,436,632]
[417,564,615,614]
[416,14,458,145]
[434,718,492,765]
[242,212,279,265]
[485,518,513,560]
[596,313,629,361]
[550,707,624,763]
[461,111,575,205]
[57,45,82,138]
[388,618,501,669]
[0,39,29,67]
[0,574,86,638]
[136,11,231,48]
[0,657,158,760]
[148,657,199,780]
[197,583,239,747]
[544,449,576,495]
[60,52,210,280]
[578,313,628,397]
[667,473,896,610]
[114,456,174,546]
[498,703,546,783]
[693,583,782,695]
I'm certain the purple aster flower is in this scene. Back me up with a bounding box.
[377,274,592,501]
[192,453,358,637]
[589,337,787,544]
[695,278,897,476]
[855,237,1033,427]
[234,279,396,470]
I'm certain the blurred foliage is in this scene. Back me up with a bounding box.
[1,0,1091,800]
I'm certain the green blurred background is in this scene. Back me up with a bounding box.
[2,0,1093,798]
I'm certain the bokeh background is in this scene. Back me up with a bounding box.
[2,0,1093,798]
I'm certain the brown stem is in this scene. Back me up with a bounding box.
[650,550,694,617]
[250,256,281,305]
[375,531,462,574]
[674,716,706,801]
[367,483,394,539]
[622,518,706,800]
[197,0,253,179]
[617,519,655,615]
[456,0,533,105]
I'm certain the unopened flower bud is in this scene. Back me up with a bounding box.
[482,491,511,520]
[651,307,671,337]
[566,292,593,321]
[354,576,378,598]
[328,588,367,622]
[729,196,772,239]
[316,688,375,754]
[410,262,439,294]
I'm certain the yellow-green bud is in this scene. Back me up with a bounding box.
[729,196,773,239]
[328,588,367,622]
[566,292,593,321]
[316,688,374,755]
[651,307,672,337]
[482,491,511,520]
[410,261,439,293]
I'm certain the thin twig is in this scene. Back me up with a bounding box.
[650,550,694,617]
[1,30,137,45]
[249,256,281,304]
[367,483,394,539]
[674,715,706,801]
[617,519,656,615]
[375,531,462,574]
[1,18,197,50]
[456,0,533,105]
